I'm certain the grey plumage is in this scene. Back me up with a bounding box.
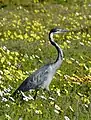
[13,28,68,98]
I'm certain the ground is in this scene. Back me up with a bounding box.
[0,0,91,120]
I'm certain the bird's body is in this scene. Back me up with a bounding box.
[13,28,68,98]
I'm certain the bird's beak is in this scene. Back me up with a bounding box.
[60,29,69,33]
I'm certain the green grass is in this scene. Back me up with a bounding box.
[0,0,91,120]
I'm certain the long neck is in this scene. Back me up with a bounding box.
[49,32,63,69]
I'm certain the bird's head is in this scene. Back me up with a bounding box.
[50,28,69,34]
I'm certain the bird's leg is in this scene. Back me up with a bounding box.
[43,88,51,97]
[33,89,38,100]
[45,89,55,101]
[47,90,53,97]
[46,87,52,96]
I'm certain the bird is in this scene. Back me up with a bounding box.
[13,28,68,99]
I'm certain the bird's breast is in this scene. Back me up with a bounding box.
[42,65,56,90]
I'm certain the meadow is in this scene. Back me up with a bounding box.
[0,0,91,120]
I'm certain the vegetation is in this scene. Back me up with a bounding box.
[0,0,91,120]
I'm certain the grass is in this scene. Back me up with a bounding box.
[0,0,91,120]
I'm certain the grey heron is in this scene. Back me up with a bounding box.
[13,28,68,99]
